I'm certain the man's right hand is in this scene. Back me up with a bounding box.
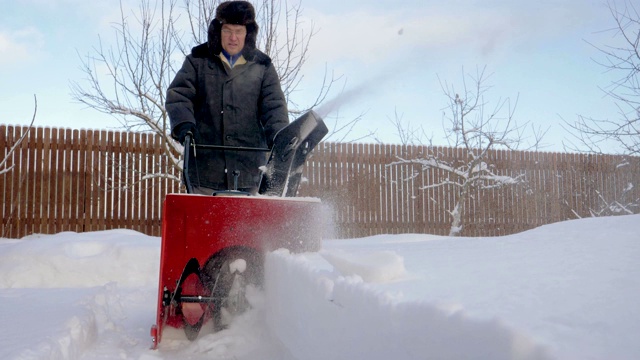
[175,122,196,145]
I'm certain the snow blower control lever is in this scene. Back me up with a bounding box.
[181,110,328,197]
[182,133,270,194]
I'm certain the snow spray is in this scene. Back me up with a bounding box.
[314,71,396,119]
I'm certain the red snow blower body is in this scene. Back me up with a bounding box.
[150,111,327,348]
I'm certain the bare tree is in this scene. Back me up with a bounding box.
[588,181,638,216]
[390,67,545,236]
[564,0,640,155]
[1,95,37,176]
[561,0,640,217]
[560,155,640,219]
[566,177,639,218]
[70,0,341,188]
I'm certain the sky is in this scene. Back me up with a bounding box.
[0,0,631,152]
[0,212,638,359]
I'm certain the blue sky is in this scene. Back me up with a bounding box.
[0,0,628,152]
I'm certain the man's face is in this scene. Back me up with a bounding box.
[221,24,247,56]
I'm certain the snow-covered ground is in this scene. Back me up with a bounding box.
[1,214,638,360]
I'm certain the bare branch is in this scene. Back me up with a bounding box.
[565,0,640,155]
[0,95,37,175]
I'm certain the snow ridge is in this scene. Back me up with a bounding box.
[265,250,553,360]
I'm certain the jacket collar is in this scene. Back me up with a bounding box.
[191,43,272,66]
[219,52,247,69]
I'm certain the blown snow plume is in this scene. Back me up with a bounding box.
[315,72,395,119]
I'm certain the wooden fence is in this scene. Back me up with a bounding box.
[0,125,180,238]
[300,143,640,238]
[2,125,639,239]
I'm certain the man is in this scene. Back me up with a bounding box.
[166,0,289,195]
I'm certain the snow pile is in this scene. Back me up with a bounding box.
[0,288,98,359]
[265,250,551,360]
[0,230,159,359]
[0,229,159,288]
[320,249,406,283]
[0,214,638,359]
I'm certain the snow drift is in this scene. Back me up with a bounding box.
[0,215,638,359]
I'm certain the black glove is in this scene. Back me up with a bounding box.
[174,122,196,144]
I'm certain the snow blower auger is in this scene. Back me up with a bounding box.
[150,110,328,348]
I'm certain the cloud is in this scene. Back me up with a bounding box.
[302,8,495,62]
[300,2,602,69]
[0,28,44,66]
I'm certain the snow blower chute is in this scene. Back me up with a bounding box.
[150,111,328,348]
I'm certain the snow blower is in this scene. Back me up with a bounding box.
[150,111,328,348]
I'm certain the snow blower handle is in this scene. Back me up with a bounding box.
[182,133,265,194]
[183,132,195,194]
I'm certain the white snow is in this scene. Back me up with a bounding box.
[0,215,638,359]
[230,259,248,274]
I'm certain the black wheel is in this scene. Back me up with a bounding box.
[201,247,263,331]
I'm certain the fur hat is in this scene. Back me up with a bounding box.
[207,1,258,57]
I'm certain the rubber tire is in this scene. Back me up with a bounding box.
[201,247,263,331]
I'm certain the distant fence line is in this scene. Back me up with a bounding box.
[1,125,639,239]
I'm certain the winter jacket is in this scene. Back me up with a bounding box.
[166,43,288,191]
